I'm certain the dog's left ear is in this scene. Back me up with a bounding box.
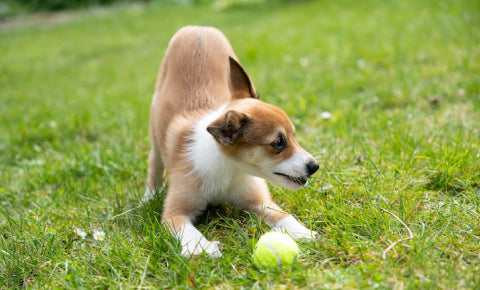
[207,110,249,145]
[229,56,259,99]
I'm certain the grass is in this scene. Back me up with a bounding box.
[1,0,479,288]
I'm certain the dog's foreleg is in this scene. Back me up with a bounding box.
[163,214,222,258]
[162,185,222,258]
[236,178,318,241]
[274,215,318,240]
[250,202,318,241]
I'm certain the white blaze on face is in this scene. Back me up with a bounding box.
[274,149,313,177]
[270,147,315,190]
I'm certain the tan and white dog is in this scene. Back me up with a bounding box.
[145,26,319,257]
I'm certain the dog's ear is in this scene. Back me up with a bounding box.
[207,110,249,145]
[229,56,259,99]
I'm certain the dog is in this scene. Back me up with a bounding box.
[144,26,319,257]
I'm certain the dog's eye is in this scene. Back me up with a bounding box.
[271,136,286,151]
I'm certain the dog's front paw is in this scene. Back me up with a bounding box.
[177,223,222,258]
[288,229,318,240]
[181,239,222,258]
[274,215,318,241]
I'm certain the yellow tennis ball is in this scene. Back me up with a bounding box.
[253,232,299,269]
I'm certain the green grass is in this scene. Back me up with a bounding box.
[1,0,480,288]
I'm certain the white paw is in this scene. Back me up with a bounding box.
[177,223,222,258]
[274,215,318,241]
[142,188,156,202]
[181,239,222,258]
[286,228,318,241]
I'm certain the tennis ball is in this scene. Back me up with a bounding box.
[253,232,299,269]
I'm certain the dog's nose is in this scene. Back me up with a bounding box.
[306,161,319,176]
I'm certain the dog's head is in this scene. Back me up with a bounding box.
[206,58,319,190]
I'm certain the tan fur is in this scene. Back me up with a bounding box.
[146,26,318,252]
[148,26,256,190]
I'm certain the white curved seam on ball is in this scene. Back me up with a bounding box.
[264,240,282,267]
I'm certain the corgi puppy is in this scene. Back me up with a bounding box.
[145,26,319,257]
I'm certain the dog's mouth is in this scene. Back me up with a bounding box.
[274,172,308,186]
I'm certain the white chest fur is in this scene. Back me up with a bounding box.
[185,106,246,202]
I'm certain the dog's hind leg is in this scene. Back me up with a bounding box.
[144,141,165,202]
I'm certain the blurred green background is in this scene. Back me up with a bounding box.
[1,0,479,288]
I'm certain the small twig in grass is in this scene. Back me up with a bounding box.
[380,208,414,260]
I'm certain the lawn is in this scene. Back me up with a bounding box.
[1,0,479,288]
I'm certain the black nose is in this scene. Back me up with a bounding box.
[306,161,319,176]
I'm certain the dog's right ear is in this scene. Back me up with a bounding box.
[229,56,259,99]
[207,110,248,145]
